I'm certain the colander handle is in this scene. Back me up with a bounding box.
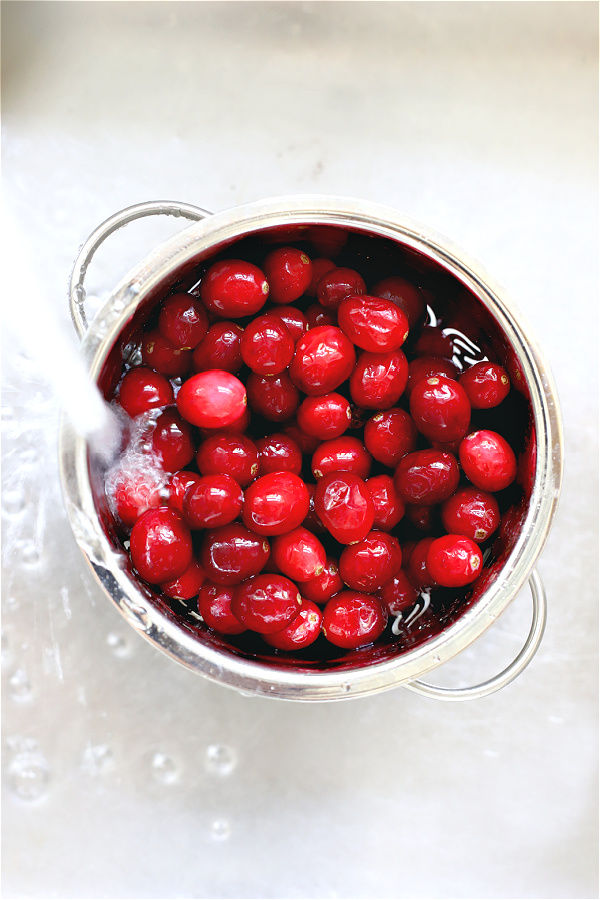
[69,200,211,340]
[403,569,547,701]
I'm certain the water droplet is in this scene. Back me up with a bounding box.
[8,750,51,801]
[205,744,236,777]
[2,491,25,515]
[9,668,33,702]
[82,744,113,775]
[151,752,178,784]
[210,819,230,841]
[106,632,130,658]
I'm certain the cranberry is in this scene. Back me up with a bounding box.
[167,470,204,514]
[242,471,310,536]
[192,322,244,374]
[118,366,174,418]
[158,292,208,349]
[322,592,387,649]
[317,267,366,310]
[108,465,165,527]
[367,475,405,531]
[308,225,348,257]
[302,483,327,534]
[296,392,352,440]
[426,534,483,587]
[129,507,193,584]
[394,449,460,506]
[306,258,336,296]
[459,430,517,492]
[246,371,300,421]
[289,326,356,396]
[314,472,374,545]
[141,329,192,377]
[305,303,337,329]
[413,326,454,359]
[196,431,258,486]
[363,408,418,467]
[301,557,344,604]
[459,361,511,409]
[262,246,313,304]
[268,306,309,343]
[339,531,402,592]
[409,375,471,443]
[370,275,427,330]
[200,523,270,585]
[232,574,302,633]
[441,487,500,543]
[255,433,302,477]
[240,314,295,375]
[406,356,459,398]
[263,599,323,651]
[150,409,195,472]
[378,569,419,616]
[177,370,247,429]
[272,527,327,582]
[338,295,409,353]
[198,582,246,634]
[183,474,243,529]
[405,504,438,533]
[200,259,269,318]
[405,536,437,590]
[311,436,372,481]
[349,349,409,409]
[160,558,206,600]
[282,423,322,455]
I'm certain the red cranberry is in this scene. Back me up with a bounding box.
[167,470,204,514]
[413,326,454,359]
[262,246,313,304]
[394,449,460,506]
[317,267,366,310]
[459,361,511,409]
[282,423,322,455]
[305,303,337,329]
[338,295,409,353]
[308,225,348,257]
[339,531,402,592]
[296,392,352,440]
[441,487,500,543]
[263,599,323,651]
[314,472,374,545]
[272,527,327,582]
[240,314,295,375]
[200,523,270,585]
[177,370,247,429]
[349,349,409,409]
[459,430,517,492]
[200,259,269,318]
[118,366,174,418]
[160,558,206,601]
[302,483,327,534]
[196,432,258,486]
[141,329,192,377]
[268,306,309,343]
[311,436,372,481]
[183,474,243,529]
[109,465,165,527]
[192,322,244,374]
[405,504,438,533]
[321,592,387,649]
[370,275,427,330]
[363,408,418,467]
[409,375,471,443]
[158,292,208,349]
[378,569,419,616]
[301,557,343,604]
[130,507,193,584]
[367,475,405,530]
[198,582,246,634]
[255,433,302,477]
[289,326,356,396]
[150,409,195,472]
[406,356,459,397]
[426,534,483,587]
[246,371,300,421]
[306,258,336,296]
[242,471,310,536]
[232,574,302,633]
[405,536,437,590]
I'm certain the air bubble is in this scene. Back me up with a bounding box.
[151,752,178,784]
[210,819,230,841]
[2,491,25,516]
[9,668,33,702]
[205,744,236,776]
[82,744,113,775]
[8,749,50,802]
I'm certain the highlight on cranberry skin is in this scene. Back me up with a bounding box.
[289,326,357,396]
[321,591,388,649]
[182,474,243,529]
[394,449,460,506]
[337,295,409,353]
[409,375,471,443]
[459,429,518,492]
[271,527,327,583]
[129,507,193,585]
[242,471,310,537]
[363,408,418,467]
[198,582,246,635]
[200,259,269,318]
[160,559,206,601]
[240,314,295,375]
[118,366,174,418]
[158,292,208,349]
[192,322,244,374]
[425,534,483,588]
[176,370,247,429]
[262,246,313,305]
[459,361,511,409]
[339,531,403,592]
[196,432,259,487]
[232,574,302,634]
[440,486,501,543]
[263,599,323,651]
[150,409,196,473]
[314,472,375,545]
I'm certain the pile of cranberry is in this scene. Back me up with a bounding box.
[105,231,523,659]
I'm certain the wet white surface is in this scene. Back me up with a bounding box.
[2,3,598,898]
